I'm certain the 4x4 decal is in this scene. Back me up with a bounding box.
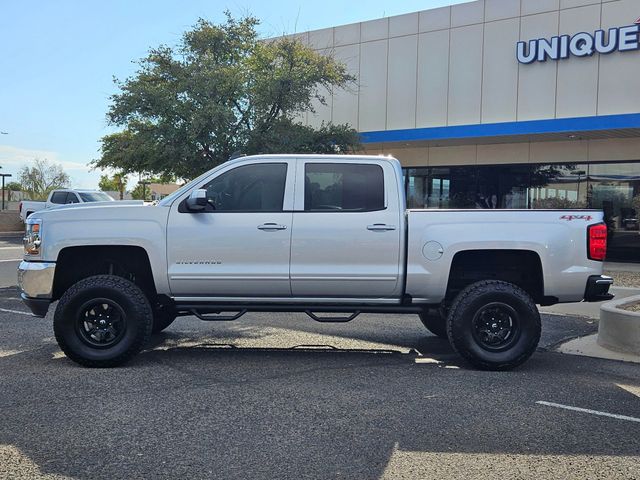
[560,215,593,221]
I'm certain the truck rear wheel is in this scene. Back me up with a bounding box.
[53,275,153,367]
[418,309,447,339]
[446,280,541,371]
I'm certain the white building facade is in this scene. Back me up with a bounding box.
[295,0,640,261]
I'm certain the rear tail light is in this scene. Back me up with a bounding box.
[587,223,607,261]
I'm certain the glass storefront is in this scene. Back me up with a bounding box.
[404,162,640,262]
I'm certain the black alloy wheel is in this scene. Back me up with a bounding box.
[54,275,153,367]
[75,299,127,348]
[446,280,541,371]
[471,302,520,352]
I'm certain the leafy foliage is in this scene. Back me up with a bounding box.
[531,197,586,209]
[5,181,22,192]
[18,159,70,200]
[130,178,163,201]
[633,195,640,216]
[94,13,359,180]
[98,173,128,200]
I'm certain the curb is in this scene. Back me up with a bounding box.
[598,295,640,356]
[558,333,640,364]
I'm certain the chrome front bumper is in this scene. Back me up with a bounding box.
[17,261,56,317]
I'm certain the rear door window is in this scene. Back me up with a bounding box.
[304,163,385,211]
[66,193,80,204]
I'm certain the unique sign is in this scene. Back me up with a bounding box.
[517,25,640,64]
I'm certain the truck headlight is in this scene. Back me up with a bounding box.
[24,219,42,256]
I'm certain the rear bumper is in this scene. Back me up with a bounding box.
[584,275,614,302]
[17,261,55,317]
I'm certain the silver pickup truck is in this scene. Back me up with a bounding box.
[18,155,613,370]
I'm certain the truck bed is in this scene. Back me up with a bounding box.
[405,209,605,303]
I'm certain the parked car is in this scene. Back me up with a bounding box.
[17,155,613,370]
[18,189,115,221]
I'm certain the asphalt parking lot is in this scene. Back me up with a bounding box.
[0,234,22,288]
[1,265,639,480]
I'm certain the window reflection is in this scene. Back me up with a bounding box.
[588,163,640,262]
[403,162,640,262]
[530,164,588,209]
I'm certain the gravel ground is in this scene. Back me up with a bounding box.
[603,270,640,288]
[621,302,640,312]
[603,269,640,311]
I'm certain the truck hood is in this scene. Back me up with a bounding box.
[34,202,170,264]
[46,200,149,212]
[31,201,160,223]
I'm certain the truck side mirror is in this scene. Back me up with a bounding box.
[185,189,208,212]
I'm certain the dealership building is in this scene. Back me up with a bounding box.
[293,0,640,262]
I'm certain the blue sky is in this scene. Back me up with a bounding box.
[0,0,468,188]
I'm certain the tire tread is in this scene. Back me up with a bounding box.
[446,280,541,371]
[54,275,153,367]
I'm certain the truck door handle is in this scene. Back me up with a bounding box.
[257,223,288,231]
[367,224,396,231]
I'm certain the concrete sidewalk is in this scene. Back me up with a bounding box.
[541,285,640,364]
[540,286,640,319]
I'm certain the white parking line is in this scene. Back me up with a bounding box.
[0,307,32,316]
[0,246,22,250]
[536,401,640,423]
[0,259,21,262]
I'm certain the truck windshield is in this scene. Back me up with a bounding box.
[78,192,115,202]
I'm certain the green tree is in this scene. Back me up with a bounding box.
[18,159,70,200]
[98,173,128,200]
[93,13,359,180]
[5,181,22,191]
[130,178,163,201]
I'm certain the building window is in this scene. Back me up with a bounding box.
[403,161,640,262]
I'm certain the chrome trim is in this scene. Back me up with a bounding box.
[290,276,397,282]
[171,275,288,281]
[171,296,402,304]
[367,224,396,231]
[257,223,288,231]
[17,261,56,299]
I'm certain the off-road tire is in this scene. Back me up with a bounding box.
[446,280,541,371]
[54,275,153,367]
[152,307,177,334]
[418,310,447,339]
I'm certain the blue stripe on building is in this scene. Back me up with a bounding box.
[360,113,640,144]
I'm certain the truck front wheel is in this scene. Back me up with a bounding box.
[446,280,541,371]
[53,275,153,367]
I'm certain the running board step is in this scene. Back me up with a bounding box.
[190,309,247,321]
[305,310,360,323]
